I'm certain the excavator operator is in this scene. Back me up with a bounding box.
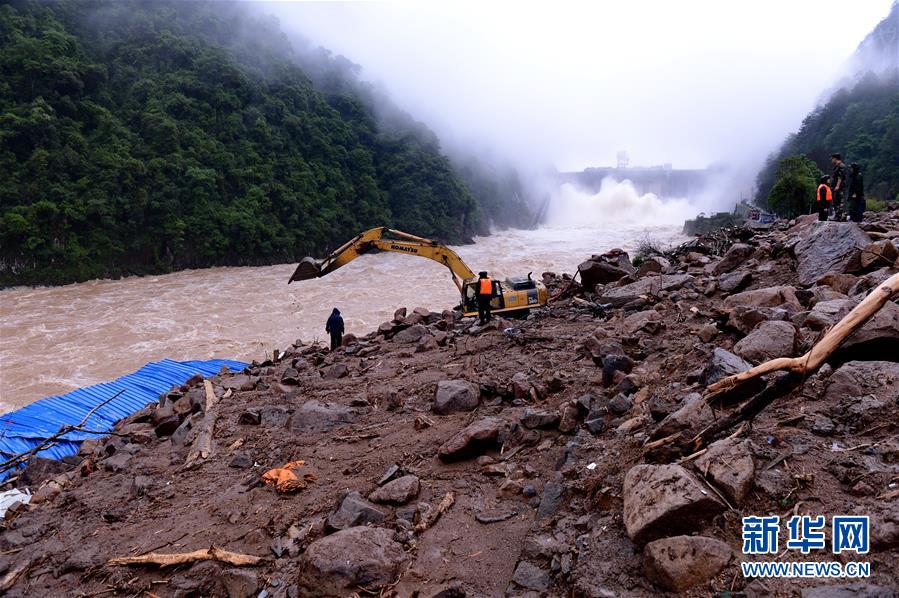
[476,271,494,324]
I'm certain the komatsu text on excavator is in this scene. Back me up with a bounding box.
[288,227,548,317]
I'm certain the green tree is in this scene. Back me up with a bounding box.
[767,155,823,218]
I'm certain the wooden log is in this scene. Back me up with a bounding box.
[108,546,263,568]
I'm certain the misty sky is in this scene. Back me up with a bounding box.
[261,1,893,179]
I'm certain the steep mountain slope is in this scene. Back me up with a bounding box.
[0,1,499,286]
[755,3,899,208]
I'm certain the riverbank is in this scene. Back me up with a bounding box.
[1,212,897,596]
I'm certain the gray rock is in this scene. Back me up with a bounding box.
[103,451,132,473]
[644,535,732,592]
[733,320,797,364]
[511,561,550,591]
[859,239,898,270]
[229,451,254,469]
[578,259,630,290]
[597,274,694,306]
[433,380,480,415]
[622,464,724,544]
[521,408,560,429]
[321,363,349,379]
[325,491,388,532]
[298,527,408,596]
[537,482,565,519]
[222,374,258,391]
[259,406,290,428]
[693,438,754,506]
[702,348,752,385]
[794,222,871,286]
[811,416,835,436]
[289,400,356,434]
[368,475,420,505]
[394,324,427,344]
[717,270,752,293]
[713,243,754,275]
[653,393,714,439]
[607,393,633,415]
[824,361,899,402]
[621,309,663,335]
[154,414,181,437]
[800,583,895,598]
[841,300,899,356]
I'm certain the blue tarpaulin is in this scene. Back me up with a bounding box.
[0,359,247,480]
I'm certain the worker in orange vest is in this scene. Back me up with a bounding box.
[815,175,832,222]
[476,271,495,324]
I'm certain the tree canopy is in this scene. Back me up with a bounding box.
[0,1,522,286]
[766,155,823,218]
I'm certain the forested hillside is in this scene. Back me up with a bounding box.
[0,1,521,286]
[755,3,899,213]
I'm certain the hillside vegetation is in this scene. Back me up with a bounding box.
[756,3,899,214]
[0,1,523,286]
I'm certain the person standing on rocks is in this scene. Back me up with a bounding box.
[476,271,495,324]
[816,175,832,222]
[847,162,865,223]
[830,153,847,220]
[325,307,344,351]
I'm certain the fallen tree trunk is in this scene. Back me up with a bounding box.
[707,271,899,395]
[108,546,263,568]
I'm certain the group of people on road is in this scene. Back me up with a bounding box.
[816,153,865,223]
[324,271,498,350]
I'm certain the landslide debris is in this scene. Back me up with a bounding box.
[2,211,899,597]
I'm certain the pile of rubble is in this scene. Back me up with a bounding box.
[1,211,898,597]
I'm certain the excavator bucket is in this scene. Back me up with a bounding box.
[288,257,322,284]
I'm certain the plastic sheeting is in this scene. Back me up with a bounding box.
[0,359,247,480]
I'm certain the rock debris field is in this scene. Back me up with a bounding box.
[2,210,899,597]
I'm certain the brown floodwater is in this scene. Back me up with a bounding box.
[0,182,693,413]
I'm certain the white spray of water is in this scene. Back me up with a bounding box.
[545,178,696,228]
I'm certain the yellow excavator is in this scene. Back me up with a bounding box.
[288,227,548,317]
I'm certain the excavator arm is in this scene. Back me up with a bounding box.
[288,227,475,291]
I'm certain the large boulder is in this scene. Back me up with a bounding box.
[712,243,754,275]
[438,417,502,462]
[298,527,408,597]
[622,464,724,544]
[644,535,732,592]
[579,259,630,290]
[717,270,752,294]
[726,305,791,335]
[794,222,870,286]
[804,298,854,331]
[824,361,899,403]
[621,309,663,335]
[393,324,427,344]
[693,438,754,505]
[433,380,480,415]
[733,320,797,364]
[597,274,694,307]
[289,400,357,434]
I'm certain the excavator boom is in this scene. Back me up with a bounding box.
[288,227,475,289]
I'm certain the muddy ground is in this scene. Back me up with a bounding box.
[2,210,898,597]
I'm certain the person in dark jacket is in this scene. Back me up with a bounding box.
[325,308,344,351]
[847,163,865,223]
[831,153,847,220]
[475,271,495,324]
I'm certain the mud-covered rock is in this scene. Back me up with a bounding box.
[724,286,801,310]
[713,243,754,275]
[693,438,754,505]
[597,274,694,306]
[368,475,420,505]
[644,535,732,592]
[800,583,895,598]
[298,526,408,597]
[622,464,724,544]
[289,400,356,434]
[438,417,502,461]
[702,348,752,385]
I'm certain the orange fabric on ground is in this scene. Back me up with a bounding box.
[261,460,316,494]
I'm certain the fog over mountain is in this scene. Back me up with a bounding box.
[262,0,894,204]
